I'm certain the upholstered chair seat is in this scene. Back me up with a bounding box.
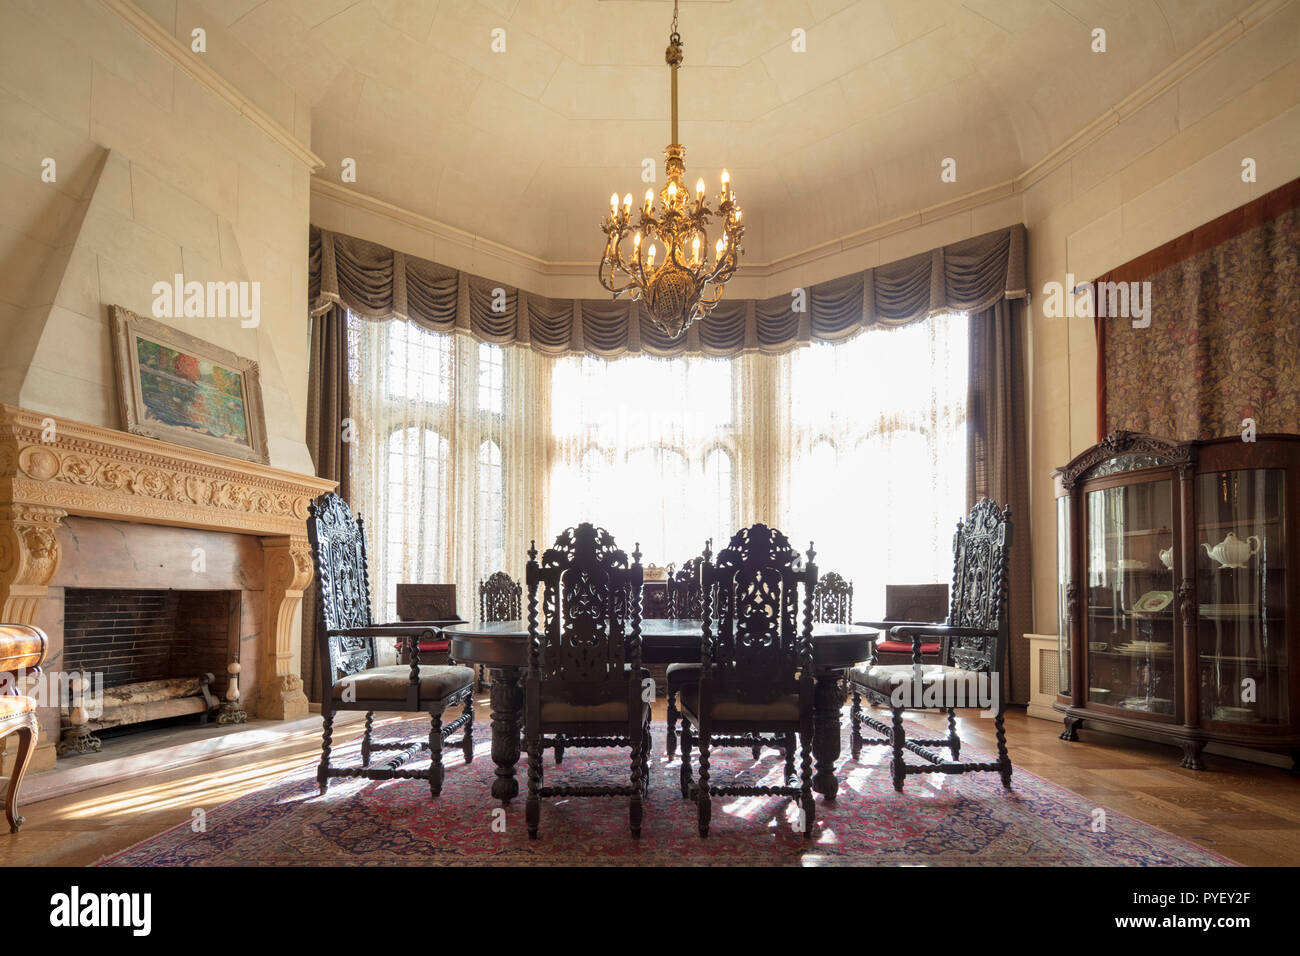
[330,664,474,702]
[678,684,800,722]
[540,696,652,724]
[0,696,37,720]
[848,662,982,695]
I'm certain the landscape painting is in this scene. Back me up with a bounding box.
[110,305,270,464]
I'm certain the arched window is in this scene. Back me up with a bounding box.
[477,439,505,577]
[381,426,449,619]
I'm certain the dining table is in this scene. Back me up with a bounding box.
[442,618,878,804]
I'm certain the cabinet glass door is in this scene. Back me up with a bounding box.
[1084,479,1177,716]
[1196,469,1288,725]
[1057,496,1070,696]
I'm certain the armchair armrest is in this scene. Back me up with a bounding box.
[886,624,997,639]
[325,626,444,685]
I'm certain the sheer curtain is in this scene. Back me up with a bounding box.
[344,310,968,629]
[777,313,969,618]
[548,353,739,566]
[346,314,547,625]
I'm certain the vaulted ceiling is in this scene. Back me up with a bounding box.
[195,0,1257,266]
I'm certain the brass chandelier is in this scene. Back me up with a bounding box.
[598,0,744,340]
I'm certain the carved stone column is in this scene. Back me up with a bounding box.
[0,504,66,624]
[258,534,314,720]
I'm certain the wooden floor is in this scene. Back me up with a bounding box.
[2,700,1298,866]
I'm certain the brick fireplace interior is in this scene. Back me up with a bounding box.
[62,588,236,704]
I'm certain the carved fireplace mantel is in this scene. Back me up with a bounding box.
[0,404,335,720]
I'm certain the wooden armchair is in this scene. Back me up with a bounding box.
[524,524,650,839]
[847,499,1014,792]
[396,584,465,667]
[1,624,47,832]
[678,525,818,839]
[307,493,474,797]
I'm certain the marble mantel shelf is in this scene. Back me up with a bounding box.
[0,403,336,721]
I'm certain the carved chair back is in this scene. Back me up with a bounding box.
[701,524,817,704]
[526,524,643,705]
[307,493,378,688]
[944,498,1014,674]
[811,570,853,624]
[479,570,522,623]
[666,556,706,619]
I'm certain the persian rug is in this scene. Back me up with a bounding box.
[98,715,1235,866]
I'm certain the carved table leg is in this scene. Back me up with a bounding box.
[489,668,523,803]
[812,672,842,801]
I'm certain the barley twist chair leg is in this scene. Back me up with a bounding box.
[462,694,475,763]
[850,689,863,759]
[890,705,906,793]
[429,712,444,797]
[317,713,334,795]
[361,711,374,767]
[697,733,712,838]
[947,708,961,760]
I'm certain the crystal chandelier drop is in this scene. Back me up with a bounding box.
[598,0,745,341]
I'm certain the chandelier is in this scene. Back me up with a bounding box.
[598,0,745,341]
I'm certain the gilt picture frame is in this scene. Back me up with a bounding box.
[109,305,270,464]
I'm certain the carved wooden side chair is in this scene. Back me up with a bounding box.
[811,571,853,624]
[307,492,474,797]
[475,571,522,690]
[678,524,818,839]
[664,553,708,759]
[1,623,47,832]
[524,523,651,839]
[847,499,1014,792]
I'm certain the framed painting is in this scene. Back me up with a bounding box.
[109,305,270,464]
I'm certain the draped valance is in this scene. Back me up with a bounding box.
[309,223,1027,357]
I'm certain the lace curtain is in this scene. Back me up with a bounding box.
[344,310,967,627]
[345,315,548,624]
[778,314,970,617]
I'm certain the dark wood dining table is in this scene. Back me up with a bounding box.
[442,619,878,804]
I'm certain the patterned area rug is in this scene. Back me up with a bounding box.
[99,715,1234,866]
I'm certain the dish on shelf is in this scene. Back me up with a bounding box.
[1088,641,1108,651]
[1088,687,1112,697]
[1199,604,1255,620]
[1212,706,1260,722]
[1131,590,1173,613]
[1201,653,1259,663]
[1114,641,1172,656]
[1111,559,1149,571]
[1119,697,1173,713]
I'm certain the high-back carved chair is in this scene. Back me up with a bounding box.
[811,570,853,624]
[678,525,818,839]
[474,571,522,690]
[1,624,47,832]
[524,524,650,839]
[663,553,711,759]
[847,499,1014,792]
[307,493,474,796]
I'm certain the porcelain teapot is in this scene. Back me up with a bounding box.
[1201,532,1260,569]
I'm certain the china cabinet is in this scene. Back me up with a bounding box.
[1054,431,1299,771]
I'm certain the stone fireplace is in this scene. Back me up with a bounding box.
[0,403,335,771]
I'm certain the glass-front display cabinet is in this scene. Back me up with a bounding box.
[1054,432,1299,771]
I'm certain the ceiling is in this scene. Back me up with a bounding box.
[194,0,1256,266]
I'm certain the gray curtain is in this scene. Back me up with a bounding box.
[301,303,351,703]
[967,298,1032,705]
[309,225,1027,356]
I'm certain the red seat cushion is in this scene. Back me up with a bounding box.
[875,639,941,655]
